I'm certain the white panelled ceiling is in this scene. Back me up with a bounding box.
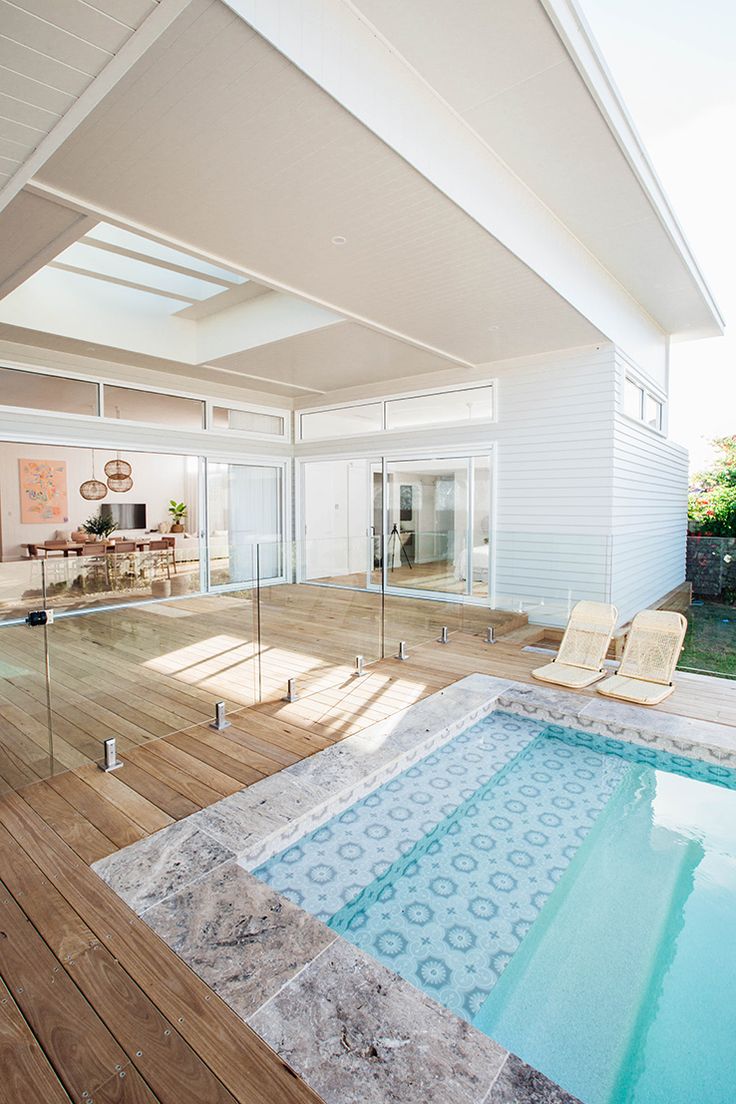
[0,0,722,399]
[206,322,466,394]
[25,0,601,373]
[0,0,159,190]
[349,0,719,336]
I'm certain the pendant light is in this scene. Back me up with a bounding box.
[105,413,134,492]
[80,450,108,501]
[105,458,132,479]
[107,474,134,493]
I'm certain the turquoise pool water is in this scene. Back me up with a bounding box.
[253,711,736,1104]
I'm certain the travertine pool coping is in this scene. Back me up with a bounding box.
[93,675,736,1104]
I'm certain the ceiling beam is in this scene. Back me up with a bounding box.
[0,0,195,216]
[79,235,239,288]
[27,179,477,370]
[47,261,198,304]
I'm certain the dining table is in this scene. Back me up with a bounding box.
[25,538,175,558]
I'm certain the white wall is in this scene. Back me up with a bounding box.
[296,343,619,624]
[609,351,689,624]
[0,441,196,560]
[490,346,616,623]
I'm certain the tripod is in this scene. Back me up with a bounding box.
[387,523,413,572]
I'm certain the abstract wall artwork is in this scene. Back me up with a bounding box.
[19,459,69,524]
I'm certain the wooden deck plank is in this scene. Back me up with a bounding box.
[0,977,73,1104]
[0,822,240,1104]
[0,792,323,1104]
[46,774,146,850]
[21,779,116,864]
[0,875,160,1104]
[75,766,174,835]
[112,757,200,820]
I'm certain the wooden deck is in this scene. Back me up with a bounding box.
[2,596,736,1103]
[0,586,525,790]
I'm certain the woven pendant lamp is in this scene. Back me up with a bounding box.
[107,474,133,493]
[80,450,108,501]
[104,457,132,478]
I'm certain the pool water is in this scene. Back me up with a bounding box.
[253,711,736,1104]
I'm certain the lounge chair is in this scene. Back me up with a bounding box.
[597,609,687,706]
[532,601,618,689]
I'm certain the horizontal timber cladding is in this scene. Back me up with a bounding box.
[610,351,688,623]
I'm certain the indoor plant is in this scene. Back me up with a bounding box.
[82,512,117,540]
[168,500,187,533]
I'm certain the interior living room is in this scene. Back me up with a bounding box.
[1,4,734,1104]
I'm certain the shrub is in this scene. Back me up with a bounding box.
[688,435,736,536]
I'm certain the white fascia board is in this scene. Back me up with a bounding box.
[223,2,667,349]
[195,291,343,363]
[540,0,724,336]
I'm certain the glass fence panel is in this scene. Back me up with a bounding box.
[0,557,48,622]
[39,540,203,612]
[492,532,612,626]
[682,535,736,678]
[46,551,258,770]
[0,561,55,790]
[255,538,383,703]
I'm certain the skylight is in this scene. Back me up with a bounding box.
[47,222,248,311]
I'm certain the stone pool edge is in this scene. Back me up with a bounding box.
[91,676,736,1104]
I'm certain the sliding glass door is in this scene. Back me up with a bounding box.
[207,460,284,588]
[379,454,491,600]
[300,451,493,602]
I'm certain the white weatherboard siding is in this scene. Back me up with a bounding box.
[492,345,615,624]
[610,356,689,624]
[295,343,618,625]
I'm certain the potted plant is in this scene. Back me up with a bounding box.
[82,512,117,541]
[168,501,187,533]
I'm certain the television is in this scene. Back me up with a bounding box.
[100,502,147,530]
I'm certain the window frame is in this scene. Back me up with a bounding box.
[0,360,290,443]
[622,372,666,435]
[297,381,496,443]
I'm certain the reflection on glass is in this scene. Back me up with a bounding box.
[300,403,383,441]
[645,394,662,430]
[207,461,282,586]
[212,406,285,436]
[0,366,98,416]
[106,385,204,428]
[301,459,375,585]
[624,378,644,419]
[385,386,492,430]
[382,457,470,597]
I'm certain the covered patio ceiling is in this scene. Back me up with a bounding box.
[0,0,722,398]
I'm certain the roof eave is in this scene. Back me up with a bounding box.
[540,0,725,337]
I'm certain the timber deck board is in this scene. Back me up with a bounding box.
[2,588,736,1102]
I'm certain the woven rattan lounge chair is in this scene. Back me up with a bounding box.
[532,601,618,689]
[597,609,687,706]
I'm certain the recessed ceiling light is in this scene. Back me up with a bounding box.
[331,235,347,246]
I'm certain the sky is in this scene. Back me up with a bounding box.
[578,0,736,475]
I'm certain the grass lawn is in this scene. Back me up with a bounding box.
[679,601,736,678]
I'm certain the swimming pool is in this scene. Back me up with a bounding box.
[253,710,736,1104]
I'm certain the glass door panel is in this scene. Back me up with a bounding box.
[207,461,283,588]
[469,455,492,599]
[301,459,378,588]
[383,457,469,597]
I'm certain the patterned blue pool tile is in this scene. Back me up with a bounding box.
[253,711,735,1036]
[333,735,629,1020]
[254,712,546,921]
